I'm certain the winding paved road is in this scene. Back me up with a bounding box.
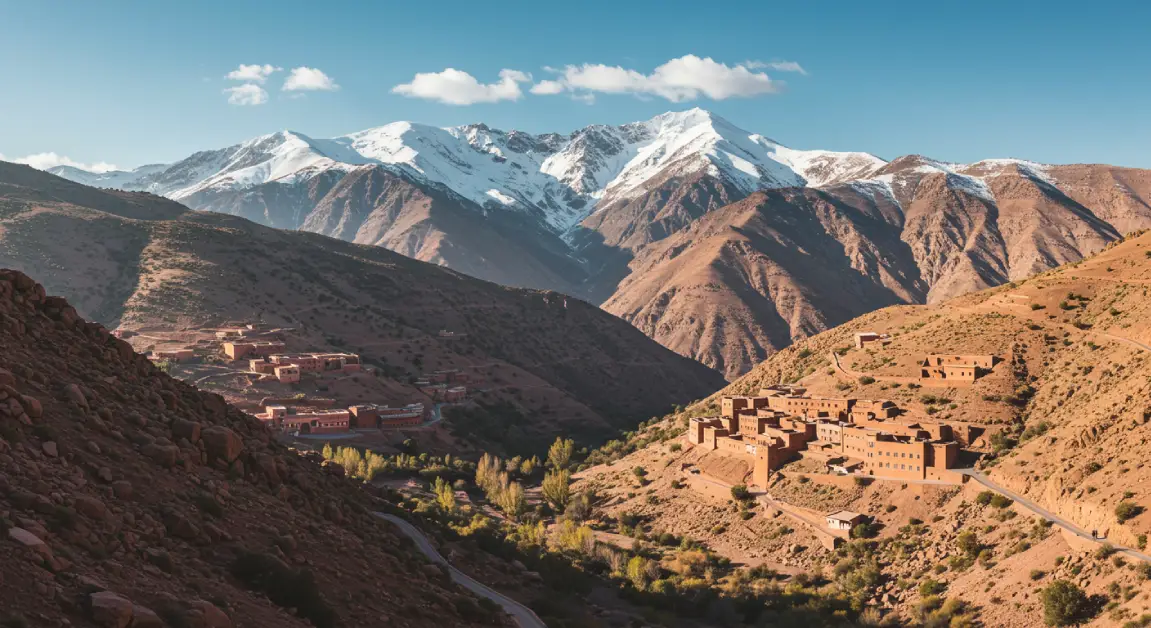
[371,512,546,628]
[960,469,1151,564]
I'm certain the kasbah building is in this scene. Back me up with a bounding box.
[688,352,995,490]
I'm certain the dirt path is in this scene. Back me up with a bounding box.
[961,469,1151,564]
[372,513,547,628]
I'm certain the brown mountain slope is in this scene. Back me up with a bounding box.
[300,166,586,294]
[0,269,510,627]
[187,165,587,294]
[580,230,1151,625]
[602,188,923,377]
[0,162,725,452]
[604,160,1150,377]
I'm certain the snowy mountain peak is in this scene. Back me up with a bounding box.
[46,109,891,231]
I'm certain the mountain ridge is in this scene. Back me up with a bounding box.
[44,111,1151,377]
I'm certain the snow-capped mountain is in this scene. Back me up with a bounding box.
[49,108,885,234]
[40,109,1151,378]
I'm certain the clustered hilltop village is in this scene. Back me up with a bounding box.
[691,350,993,488]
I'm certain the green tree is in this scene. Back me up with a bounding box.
[566,491,594,522]
[731,484,751,501]
[476,453,501,494]
[956,530,981,557]
[433,476,456,513]
[626,556,658,590]
[1041,580,1091,626]
[494,475,526,518]
[547,437,575,470]
[541,469,572,511]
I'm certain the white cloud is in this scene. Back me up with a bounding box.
[745,60,808,75]
[2,152,119,172]
[225,63,282,83]
[224,83,269,106]
[532,55,786,102]
[283,67,339,92]
[528,79,565,95]
[392,68,530,105]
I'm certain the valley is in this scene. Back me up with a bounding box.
[0,162,723,458]
[563,228,1151,626]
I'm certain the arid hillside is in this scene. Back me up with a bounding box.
[0,268,512,627]
[603,159,1151,377]
[578,229,1151,626]
[0,162,725,452]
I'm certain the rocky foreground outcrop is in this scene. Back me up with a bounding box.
[0,270,508,626]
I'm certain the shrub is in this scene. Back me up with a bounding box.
[858,376,876,385]
[1030,569,1046,581]
[990,494,1013,509]
[1116,502,1144,523]
[1136,562,1151,580]
[975,491,994,506]
[851,522,879,539]
[956,531,981,557]
[1041,580,1092,627]
[730,485,751,502]
[230,552,336,628]
[668,442,682,453]
[919,578,946,597]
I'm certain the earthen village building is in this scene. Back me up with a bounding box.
[689,385,967,487]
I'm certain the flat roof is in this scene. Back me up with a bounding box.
[826,510,865,521]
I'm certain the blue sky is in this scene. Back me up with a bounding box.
[2,0,1149,170]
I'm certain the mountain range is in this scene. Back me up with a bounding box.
[50,109,1151,377]
[0,162,723,453]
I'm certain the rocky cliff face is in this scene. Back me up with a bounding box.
[0,269,510,627]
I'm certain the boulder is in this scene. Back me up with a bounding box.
[201,427,243,463]
[130,605,164,628]
[74,495,108,520]
[88,591,134,628]
[19,394,42,418]
[141,443,179,468]
[42,441,58,457]
[189,600,232,628]
[253,452,281,485]
[171,419,201,443]
[112,480,134,500]
[0,368,13,386]
[164,513,200,541]
[65,383,89,409]
[8,526,53,561]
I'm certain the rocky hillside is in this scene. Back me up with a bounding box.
[0,162,725,451]
[579,229,1151,625]
[0,268,511,627]
[605,158,1151,376]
